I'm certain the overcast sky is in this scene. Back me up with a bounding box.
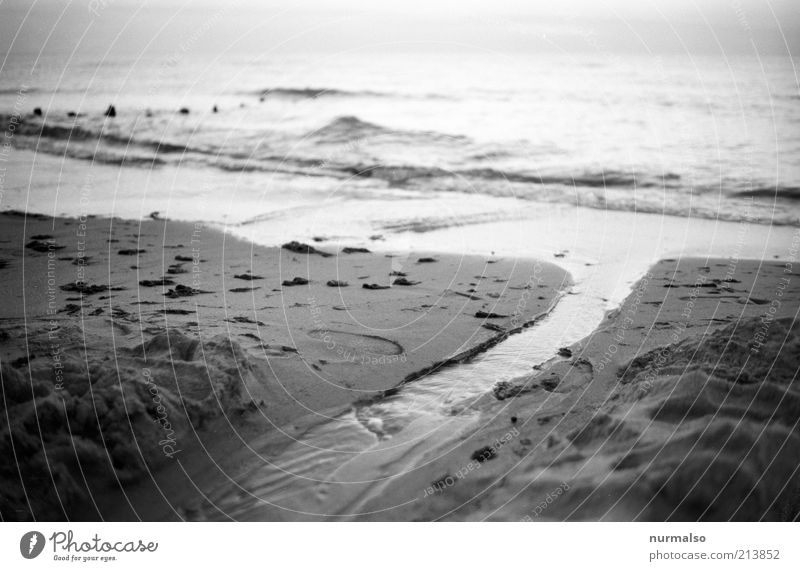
[1,0,798,58]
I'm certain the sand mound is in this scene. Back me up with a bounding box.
[0,329,253,521]
[558,317,800,520]
[131,330,251,407]
[622,317,799,387]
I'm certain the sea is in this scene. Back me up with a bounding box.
[1,51,798,229]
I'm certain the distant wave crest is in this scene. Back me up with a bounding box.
[256,87,388,99]
[733,186,800,202]
[311,115,391,140]
[309,115,469,146]
[253,87,446,100]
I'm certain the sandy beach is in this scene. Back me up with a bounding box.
[2,210,797,521]
[0,211,569,520]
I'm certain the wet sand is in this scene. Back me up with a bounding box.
[0,212,568,520]
[172,254,800,521]
[410,255,800,521]
[2,211,798,521]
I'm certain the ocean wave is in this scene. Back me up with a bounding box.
[308,115,470,146]
[253,87,448,100]
[25,138,166,167]
[3,113,190,155]
[309,115,392,141]
[6,112,797,226]
[256,87,389,99]
[732,186,800,201]
[344,163,682,190]
[0,113,690,192]
[458,168,681,189]
[0,87,40,95]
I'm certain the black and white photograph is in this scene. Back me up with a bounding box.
[0,0,799,567]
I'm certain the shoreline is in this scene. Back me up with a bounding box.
[3,148,800,229]
[410,255,800,521]
[0,211,569,520]
[160,253,800,521]
[395,292,564,388]
[1,210,798,521]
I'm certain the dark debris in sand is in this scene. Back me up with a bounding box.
[26,239,64,252]
[164,284,211,298]
[226,316,265,326]
[282,241,332,257]
[475,310,507,319]
[60,283,123,295]
[471,446,497,463]
[493,379,537,400]
[139,278,176,287]
[162,308,194,315]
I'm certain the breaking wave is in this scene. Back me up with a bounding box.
[5,112,799,225]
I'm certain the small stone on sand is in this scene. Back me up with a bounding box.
[282,241,332,257]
